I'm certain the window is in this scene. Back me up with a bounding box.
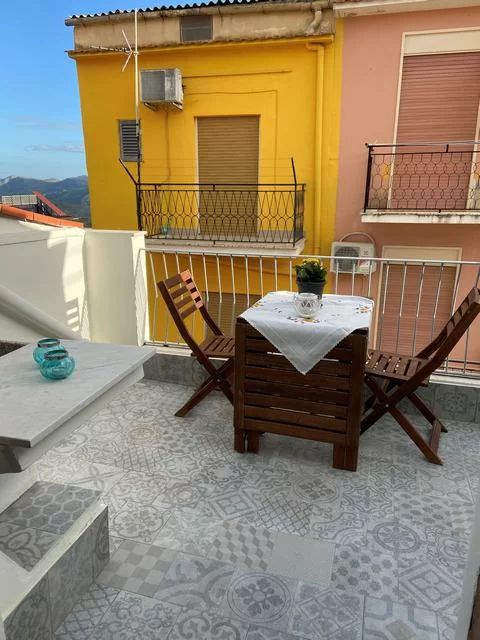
[118,120,141,162]
[180,15,212,43]
[391,52,480,210]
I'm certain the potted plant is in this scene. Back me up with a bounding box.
[294,258,327,297]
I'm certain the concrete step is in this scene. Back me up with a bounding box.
[0,482,109,640]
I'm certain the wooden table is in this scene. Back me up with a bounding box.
[234,317,368,471]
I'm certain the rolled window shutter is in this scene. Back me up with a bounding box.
[119,120,141,162]
[197,116,259,237]
[378,264,456,355]
[392,53,480,209]
[397,53,480,143]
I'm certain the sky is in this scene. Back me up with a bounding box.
[0,1,169,180]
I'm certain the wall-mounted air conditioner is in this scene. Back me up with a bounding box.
[140,69,183,109]
[330,242,376,274]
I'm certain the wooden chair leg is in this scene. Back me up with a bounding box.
[390,405,443,465]
[408,392,448,433]
[175,374,218,417]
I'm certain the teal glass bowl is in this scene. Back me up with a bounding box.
[33,338,63,365]
[40,349,75,380]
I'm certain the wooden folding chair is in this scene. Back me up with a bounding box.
[361,287,480,464]
[158,270,235,417]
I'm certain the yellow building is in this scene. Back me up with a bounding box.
[66,2,343,340]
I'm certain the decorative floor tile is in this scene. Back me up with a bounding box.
[5,575,52,640]
[424,528,468,581]
[309,505,367,547]
[268,533,334,585]
[253,496,312,536]
[91,509,110,577]
[192,459,249,490]
[437,614,457,640]
[97,540,176,597]
[208,521,275,571]
[54,582,119,640]
[394,491,453,530]
[221,570,296,632]
[152,480,216,511]
[289,583,363,640]
[108,470,169,504]
[153,507,220,556]
[368,519,425,558]
[0,522,59,570]
[0,482,100,535]
[33,453,87,484]
[341,480,394,520]
[208,489,259,521]
[398,558,462,614]
[155,552,236,611]
[331,543,398,601]
[246,627,300,640]
[448,499,475,535]
[89,590,181,640]
[419,470,473,504]
[109,500,170,543]
[168,608,249,640]
[69,463,125,494]
[49,526,95,630]
[288,473,342,506]
[363,597,438,640]
[243,468,293,498]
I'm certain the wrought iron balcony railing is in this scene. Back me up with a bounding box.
[137,183,305,245]
[364,141,480,212]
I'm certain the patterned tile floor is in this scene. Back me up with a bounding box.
[29,379,479,639]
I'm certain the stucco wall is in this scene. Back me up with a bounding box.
[0,220,148,345]
[74,35,343,256]
[336,7,480,265]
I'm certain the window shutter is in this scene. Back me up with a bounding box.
[197,116,260,237]
[180,15,213,42]
[378,264,456,355]
[397,52,480,143]
[119,120,141,162]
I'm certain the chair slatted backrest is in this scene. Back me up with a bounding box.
[416,287,480,376]
[157,271,223,355]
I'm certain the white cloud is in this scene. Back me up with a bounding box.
[27,143,84,154]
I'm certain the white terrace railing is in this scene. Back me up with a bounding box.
[144,248,480,379]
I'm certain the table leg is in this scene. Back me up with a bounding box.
[333,444,358,472]
[234,429,247,453]
[246,431,260,453]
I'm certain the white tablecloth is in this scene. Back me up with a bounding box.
[240,292,374,374]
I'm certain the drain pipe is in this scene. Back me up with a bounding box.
[306,38,333,254]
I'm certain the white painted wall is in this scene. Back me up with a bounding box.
[84,230,148,345]
[0,221,89,341]
[0,219,148,346]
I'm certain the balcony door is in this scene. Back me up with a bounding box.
[391,52,480,210]
[197,116,259,239]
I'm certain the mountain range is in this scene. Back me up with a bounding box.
[0,175,90,222]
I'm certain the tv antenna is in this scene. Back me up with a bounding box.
[89,9,141,184]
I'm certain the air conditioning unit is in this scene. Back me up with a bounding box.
[330,242,376,274]
[140,69,183,108]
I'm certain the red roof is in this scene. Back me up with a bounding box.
[0,204,84,229]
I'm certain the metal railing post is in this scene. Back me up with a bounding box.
[364,144,373,212]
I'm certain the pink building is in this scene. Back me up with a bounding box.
[334,0,480,366]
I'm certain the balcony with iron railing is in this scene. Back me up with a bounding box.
[362,141,480,223]
[137,182,305,246]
